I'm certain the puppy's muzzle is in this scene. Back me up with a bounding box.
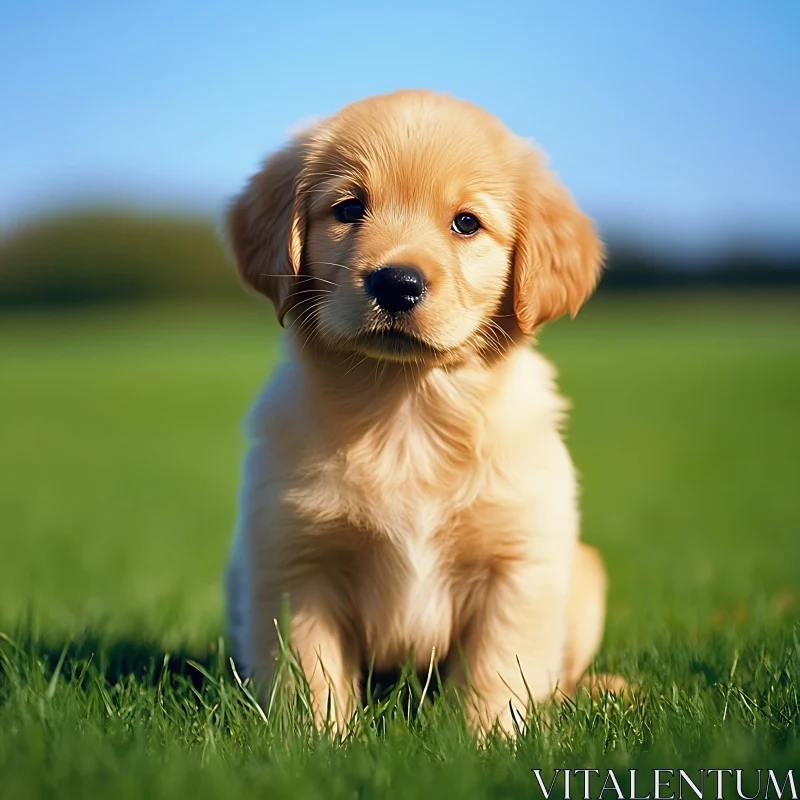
[365,266,427,314]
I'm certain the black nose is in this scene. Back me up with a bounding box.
[364,267,427,313]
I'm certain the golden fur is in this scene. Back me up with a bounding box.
[225,90,609,733]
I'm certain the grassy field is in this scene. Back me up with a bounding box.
[0,294,798,797]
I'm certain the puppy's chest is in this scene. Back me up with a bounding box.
[359,531,457,668]
[298,408,478,539]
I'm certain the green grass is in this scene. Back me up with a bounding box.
[1,294,799,797]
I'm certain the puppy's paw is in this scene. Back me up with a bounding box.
[573,672,637,702]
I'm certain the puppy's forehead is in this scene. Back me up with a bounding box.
[306,91,520,195]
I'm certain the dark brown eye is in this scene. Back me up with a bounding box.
[334,198,365,223]
[451,212,481,236]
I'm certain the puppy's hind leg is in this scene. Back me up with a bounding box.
[224,544,251,677]
[561,543,609,694]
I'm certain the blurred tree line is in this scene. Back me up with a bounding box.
[1,208,798,309]
[0,210,240,308]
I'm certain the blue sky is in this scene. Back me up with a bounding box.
[2,1,798,251]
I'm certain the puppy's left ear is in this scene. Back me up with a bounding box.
[512,148,604,335]
[226,136,309,325]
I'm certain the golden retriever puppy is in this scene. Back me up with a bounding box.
[224,89,607,734]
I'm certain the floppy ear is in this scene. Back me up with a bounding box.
[512,149,604,335]
[226,138,307,325]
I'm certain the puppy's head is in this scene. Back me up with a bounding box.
[227,90,603,364]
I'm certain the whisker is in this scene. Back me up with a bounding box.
[371,357,382,388]
[308,260,356,273]
[288,288,335,298]
[287,294,331,310]
[258,274,341,289]
[291,308,329,355]
[286,298,328,331]
[341,354,368,380]
[486,318,514,348]
[321,321,343,359]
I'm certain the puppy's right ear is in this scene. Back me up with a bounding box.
[511,147,604,335]
[226,138,307,325]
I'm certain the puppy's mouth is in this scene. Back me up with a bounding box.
[349,328,444,362]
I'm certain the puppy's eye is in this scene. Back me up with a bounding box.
[451,212,481,236]
[333,198,365,223]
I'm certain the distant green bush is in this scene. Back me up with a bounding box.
[0,209,244,307]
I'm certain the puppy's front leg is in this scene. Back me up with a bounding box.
[458,559,571,734]
[250,580,358,732]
